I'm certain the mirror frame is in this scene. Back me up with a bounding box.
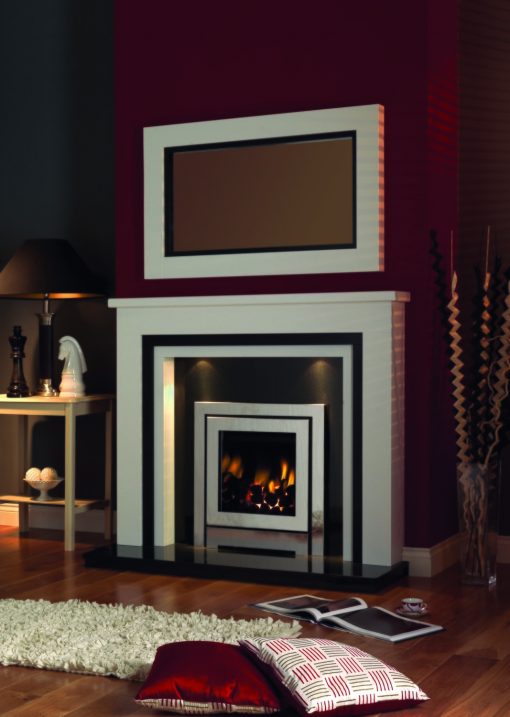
[144,104,384,279]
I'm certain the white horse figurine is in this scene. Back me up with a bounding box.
[58,336,87,397]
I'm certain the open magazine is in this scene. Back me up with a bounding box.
[253,594,444,643]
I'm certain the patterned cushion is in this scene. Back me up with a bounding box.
[134,641,282,714]
[240,637,429,716]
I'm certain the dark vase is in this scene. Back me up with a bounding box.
[457,461,499,586]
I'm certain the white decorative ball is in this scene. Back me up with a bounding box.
[41,467,58,482]
[25,467,41,481]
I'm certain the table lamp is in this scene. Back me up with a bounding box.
[0,239,103,397]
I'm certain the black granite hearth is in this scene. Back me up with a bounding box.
[84,543,408,593]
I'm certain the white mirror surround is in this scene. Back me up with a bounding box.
[144,104,384,279]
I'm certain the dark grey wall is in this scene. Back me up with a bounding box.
[0,1,115,499]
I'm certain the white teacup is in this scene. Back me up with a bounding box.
[400,597,426,613]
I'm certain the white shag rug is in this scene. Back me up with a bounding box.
[0,598,301,681]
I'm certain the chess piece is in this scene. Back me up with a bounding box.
[58,335,87,397]
[6,325,30,397]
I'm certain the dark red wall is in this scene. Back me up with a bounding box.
[458,0,510,535]
[115,0,459,549]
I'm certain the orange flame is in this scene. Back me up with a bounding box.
[223,454,244,478]
[280,459,288,481]
[253,467,270,485]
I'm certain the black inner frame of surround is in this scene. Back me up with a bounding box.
[142,333,363,565]
[177,357,342,553]
[163,130,357,257]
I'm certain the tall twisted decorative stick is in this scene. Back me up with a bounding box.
[484,278,510,468]
[447,270,472,464]
[473,229,494,462]
[430,229,471,462]
[475,271,492,460]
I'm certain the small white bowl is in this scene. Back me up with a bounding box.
[24,477,63,501]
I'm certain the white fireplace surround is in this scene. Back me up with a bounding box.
[110,291,409,567]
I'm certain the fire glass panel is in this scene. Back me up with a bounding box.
[219,430,296,516]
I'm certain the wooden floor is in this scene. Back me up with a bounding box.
[0,527,508,716]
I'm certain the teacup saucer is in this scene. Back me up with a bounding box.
[395,605,429,618]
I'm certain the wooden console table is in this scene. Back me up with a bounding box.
[0,394,113,551]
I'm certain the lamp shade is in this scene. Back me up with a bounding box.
[0,239,103,298]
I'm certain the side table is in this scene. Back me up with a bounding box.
[0,393,114,551]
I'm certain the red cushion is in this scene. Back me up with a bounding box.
[135,641,282,714]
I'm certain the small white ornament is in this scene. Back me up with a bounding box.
[25,467,41,481]
[58,336,87,398]
[41,467,58,482]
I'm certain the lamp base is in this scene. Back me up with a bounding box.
[6,384,31,398]
[36,378,58,397]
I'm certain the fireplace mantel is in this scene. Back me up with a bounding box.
[108,291,409,575]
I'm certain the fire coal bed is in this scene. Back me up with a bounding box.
[194,402,325,561]
[221,434,296,516]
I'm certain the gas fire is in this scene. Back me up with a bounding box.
[221,453,296,515]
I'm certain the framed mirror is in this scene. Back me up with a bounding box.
[144,104,384,279]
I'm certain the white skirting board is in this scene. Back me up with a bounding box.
[403,533,510,577]
[0,503,113,534]
[402,535,463,577]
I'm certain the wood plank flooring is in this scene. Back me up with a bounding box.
[0,526,508,716]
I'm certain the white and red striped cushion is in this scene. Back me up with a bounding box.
[240,638,428,716]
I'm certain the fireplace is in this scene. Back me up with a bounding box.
[194,401,325,557]
[88,291,410,590]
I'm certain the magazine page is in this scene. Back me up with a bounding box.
[320,606,444,642]
[313,597,368,617]
[253,594,367,622]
